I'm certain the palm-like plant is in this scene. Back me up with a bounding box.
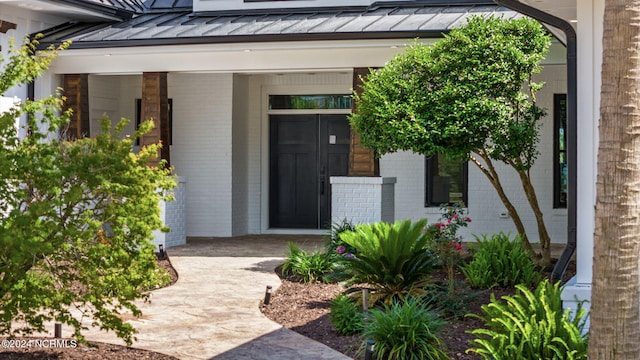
[339,219,436,305]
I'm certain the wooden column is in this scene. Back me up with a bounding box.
[349,68,379,177]
[140,72,170,168]
[62,74,89,140]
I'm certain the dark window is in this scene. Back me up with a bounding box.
[269,95,352,110]
[135,98,173,146]
[425,154,468,207]
[554,94,568,208]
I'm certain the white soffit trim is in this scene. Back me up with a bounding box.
[49,39,433,74]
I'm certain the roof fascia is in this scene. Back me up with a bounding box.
[39,30,447,50]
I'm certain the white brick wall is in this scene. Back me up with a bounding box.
[169,73,234,236]
[164,177,187,247]
[88,75,120,136]
[330,177,396,225]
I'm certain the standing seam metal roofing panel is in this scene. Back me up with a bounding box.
[227,14,288,35]
[174,16,226,37]
[305,12,357,33]
[280,13,336,34]
[125,13,193,39]
[388,7,440,32]
[419,8,468,31]
[35,5,522,47]
[362,7,412,32]
[100,13,186,40]
[253,13,312,35]
[72,14,158,41]
[201,16,260,36]
[333,8,394,32]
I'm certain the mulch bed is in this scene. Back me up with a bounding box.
[0,256,180,360]
[260,259,577,359]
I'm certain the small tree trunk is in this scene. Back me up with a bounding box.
[470,152,535,255]
[516,168,551,266]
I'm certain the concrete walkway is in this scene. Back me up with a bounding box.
[81,235,352,360]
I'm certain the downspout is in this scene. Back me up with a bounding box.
[493,0,577,283]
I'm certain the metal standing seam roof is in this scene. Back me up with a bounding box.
[36,3,520,49]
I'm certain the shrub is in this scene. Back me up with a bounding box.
[461,232,541,289]
[467,279,589,360]
[339,219,436,305]
[281,242,335,283]
[329,294,365,336]
[362,297,449,360]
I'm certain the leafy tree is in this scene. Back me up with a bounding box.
[0,36,174,344]
[350,16,553,264]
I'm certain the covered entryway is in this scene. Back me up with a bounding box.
[269,114,350,229]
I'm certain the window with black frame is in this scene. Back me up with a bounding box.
[425,154,468,207]
[554,93,568,208]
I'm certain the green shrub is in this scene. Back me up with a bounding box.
[330,294,365,335]
[461,233,541,288]
[467,279,588,360]
[281,242,335,283]
[339,219,436,305]
[362,297,449,360]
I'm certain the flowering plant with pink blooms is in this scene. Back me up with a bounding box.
[426,202,471,294]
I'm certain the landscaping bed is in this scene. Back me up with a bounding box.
[261,261,575,359]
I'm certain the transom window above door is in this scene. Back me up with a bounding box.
[269,95,352,110]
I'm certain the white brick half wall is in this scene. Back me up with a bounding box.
[330,177,396,225]
[152,177,187,248]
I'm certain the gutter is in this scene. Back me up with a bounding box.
[493,0,577,283]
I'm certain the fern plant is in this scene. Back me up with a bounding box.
[281,242,336,283]
[467,279,589,360]
[339,219,436,305]
[362,296,449,360]
[461,232,541,288]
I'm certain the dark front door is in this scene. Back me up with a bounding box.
[269,114,350,229]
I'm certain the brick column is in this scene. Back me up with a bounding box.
[140,72,170,167]
[62,74,89,139]
[349,68,379,176]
